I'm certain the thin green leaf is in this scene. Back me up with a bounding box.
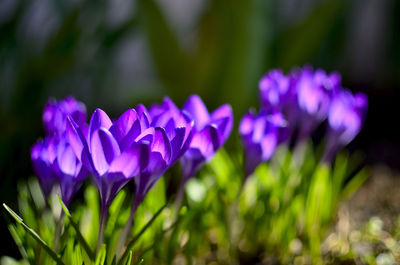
[3,203,65,265]
[57,195,71,217]
[57,196,96,260]
[95,244,107,265]
[117,204,167,265]
[125,251,132,265]
[3,203,23,224]
[341,167,370,200]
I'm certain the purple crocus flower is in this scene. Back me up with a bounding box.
[53,135,88,206]
[323,90,368,162]
[180,95,233,181]
[131,126,172,208]
[148,97,194,165]
[43,96,87,135]
[31,137,59,198]
[239,110,287,177]
[67,108,149,209]
[259,69,290,111]
[292,66,341,140]
[67,108,158,249]
[31,134,88,205]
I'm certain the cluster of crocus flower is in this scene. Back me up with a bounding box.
[31,97,89,206]
[31,94,233,249]
[30,65,366,254]
[240,65,368,176]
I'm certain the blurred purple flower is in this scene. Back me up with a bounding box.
[53,136,88,205]
[180,95,233,181]
[324,90,368,162]
[291,66,341,140]
[259,69,290,111]
[31,134,88,205]
[239,110,287,176]
[43,96,87,135]
[31,136,58,198]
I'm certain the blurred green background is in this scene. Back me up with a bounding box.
[1,0,400,257]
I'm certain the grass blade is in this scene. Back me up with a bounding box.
[3,203,65,265]
[95,244,107,265]
[57,196,96,260]
[118,204,167,265]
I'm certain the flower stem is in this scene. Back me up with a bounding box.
[116,198,139,260]
[174,178,187,217]
[97,204,109,253]
[53,210,64,251]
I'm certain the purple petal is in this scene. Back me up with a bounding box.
[210,104,233,141]
[183,95,210,130]
[170,127,186,163]
[180,148,206,180]
[239,112,255,136]
[108,147,141,178]
[66,117,84,157]
[190,124,221,159]
[90,128,120,176]
[57,140,78,176]
[260,132,278,160]
[66,117,94,172]
[109,109,142,150]
[109,109,138,141]
[135,104,151,130]
[88,109,113,144]
[152,127,172,163]
[136,152,168,200]
[243,143,263,177]
[135,127,154,144]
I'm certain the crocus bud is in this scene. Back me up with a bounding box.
[43,96,86,135]
[148,97,194,165]
[31,136,59,197]
[180,95,233,181]
[292,66,341,140]
[259,69,290,111]
[323,90,368,163]
[239,110,287,177]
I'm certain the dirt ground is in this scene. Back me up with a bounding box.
[343,164,400,231]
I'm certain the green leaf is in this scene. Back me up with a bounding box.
[124,251,132,265]
[341,167,370,200]
[3,203,65,265]
[57,196,95,260]
[57,195,71,217]
[95,244,107,265]
[3,204,23,224]
[118,204,167,265]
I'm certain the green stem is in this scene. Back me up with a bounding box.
[117,204,167,265]
[52,210,64,251]
[97,204,109,253]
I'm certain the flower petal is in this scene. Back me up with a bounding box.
[152,127,172,163]
[183,95,210,130]
[88,109,113,144]
[90,128,120,176]
[210,104,233,141]
[109,109,138,141]
[57,140,77,176]
[108,148,141,178]
[190,124,221,159]
[239,112,255,136]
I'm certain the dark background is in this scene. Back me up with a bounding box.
[1,0,400,258]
